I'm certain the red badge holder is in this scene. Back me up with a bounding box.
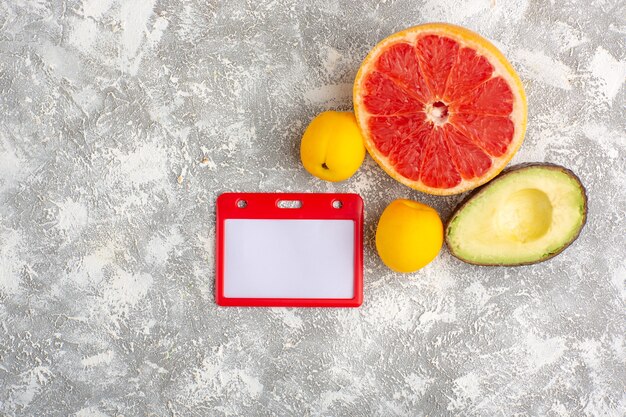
[215,193,363,307]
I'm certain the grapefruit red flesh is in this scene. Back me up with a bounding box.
[354,23,527,195]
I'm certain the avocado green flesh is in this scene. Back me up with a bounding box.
[446,164,587,266]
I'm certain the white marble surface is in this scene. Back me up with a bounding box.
[0,0,625,416]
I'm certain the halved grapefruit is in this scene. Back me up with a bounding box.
[354,23,527,195]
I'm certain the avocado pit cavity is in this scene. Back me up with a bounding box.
[495,188,553,243]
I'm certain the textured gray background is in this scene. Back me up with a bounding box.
[1,0,625,416]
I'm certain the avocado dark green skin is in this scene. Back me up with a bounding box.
[444,163,588,266]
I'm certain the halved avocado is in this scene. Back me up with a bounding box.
[445,163,587,266]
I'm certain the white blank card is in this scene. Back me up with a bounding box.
[224,219,355,299]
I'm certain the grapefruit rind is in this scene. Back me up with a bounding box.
[353,23,527,195]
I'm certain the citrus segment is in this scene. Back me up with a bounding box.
[415,35,459,97]
[444,125,492,180]
[368,114,433,181]
[419,128,462,188]
[375,43,431,102]
[443,47,493,101]
[362,71,423,115]
[353,23,527,195]
[450,113,514,157]
[450,77,514,115]
[368,114,429,157]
